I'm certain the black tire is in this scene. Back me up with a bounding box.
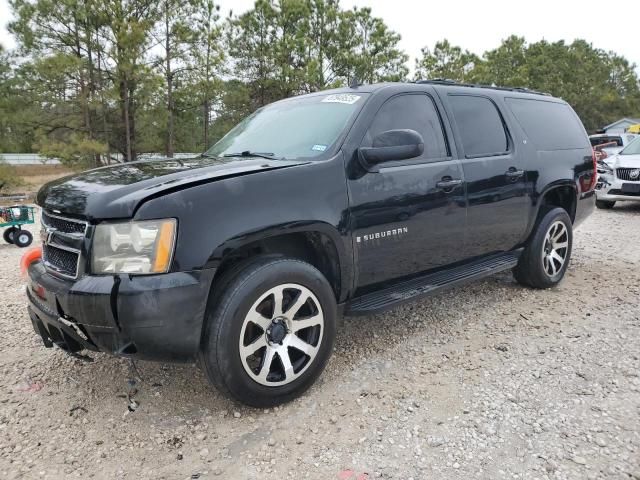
[513,207,573,289]
[3,227,16,244]
[13,230,33,248]
[200,256,337,407]
[596,200,615,209]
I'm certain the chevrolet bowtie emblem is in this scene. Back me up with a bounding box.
[44,226,57,244]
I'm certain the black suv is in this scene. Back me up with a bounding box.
[27,81,596,406]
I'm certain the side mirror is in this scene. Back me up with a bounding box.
[358,129,425,170]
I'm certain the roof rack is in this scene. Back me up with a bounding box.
[415,79,551,96]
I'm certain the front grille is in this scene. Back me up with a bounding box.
[42,212,87,234]
[616,168,640,182]
[43,244,80,278]
[41,211,86,279]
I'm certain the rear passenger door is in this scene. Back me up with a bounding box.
[445,94,528,257]
[347,92,467,289]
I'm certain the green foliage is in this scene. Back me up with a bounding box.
[416,37,640,132]
[1,0,639,163]
[414,39,479,83]
[1,0,409,159]
[0,159,24,189]
[36,135,106,168]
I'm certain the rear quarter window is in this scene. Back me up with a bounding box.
[506,98,588,150]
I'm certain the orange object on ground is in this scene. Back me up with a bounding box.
[20,246,42,278]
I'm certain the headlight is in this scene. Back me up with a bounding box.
[597,160,613,175]
[91,219,177,274]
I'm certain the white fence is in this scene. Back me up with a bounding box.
[0,153,199,165]
[0,153,61,165]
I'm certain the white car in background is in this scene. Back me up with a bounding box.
[595,136,640,209]
[590,133,638,160]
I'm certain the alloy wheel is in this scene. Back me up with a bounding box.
[239,283,324,387]
[541,220,569,277]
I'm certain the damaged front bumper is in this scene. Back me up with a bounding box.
[595,174,640,202]
[27,260,216,362]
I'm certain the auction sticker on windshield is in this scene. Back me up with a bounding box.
[322,94,361,105]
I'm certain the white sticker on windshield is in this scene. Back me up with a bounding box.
[322,94,361,105]
[312,144,327,152]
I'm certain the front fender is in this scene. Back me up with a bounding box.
[133,158,353,299]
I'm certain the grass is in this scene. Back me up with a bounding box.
[3,164,74,195]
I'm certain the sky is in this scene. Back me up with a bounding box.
[0,0,637,73]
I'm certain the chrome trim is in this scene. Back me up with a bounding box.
[41,212,87,280]
[617,168,640,182]
[48,241,81,254]
[42,250,82,281]
[42,211,88,234]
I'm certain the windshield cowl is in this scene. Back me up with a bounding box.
[222,151,279,160]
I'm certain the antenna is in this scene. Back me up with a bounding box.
[349,77,361,89]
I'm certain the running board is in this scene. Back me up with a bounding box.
[346,250,522,316]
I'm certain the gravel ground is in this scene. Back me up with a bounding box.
[1,205,639,480]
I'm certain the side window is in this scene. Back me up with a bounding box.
[364,94,449,160]
[449,95,509,157]
[506,97,588,150]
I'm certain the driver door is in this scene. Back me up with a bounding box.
[347,92,468,289]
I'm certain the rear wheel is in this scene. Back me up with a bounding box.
[596,200,615,209]
[3,227,16,244]
[13,229,32,248]
[200,257,337,407]
[514,207,573,289]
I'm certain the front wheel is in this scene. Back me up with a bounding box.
[200,257,337,407]
[514,207,573,289]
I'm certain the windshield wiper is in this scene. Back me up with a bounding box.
[222,151,278,160]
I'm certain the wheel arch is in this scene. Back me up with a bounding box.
[209,223,350,304]
[527,182,578,235]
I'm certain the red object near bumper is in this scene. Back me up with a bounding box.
[20,247,42,278]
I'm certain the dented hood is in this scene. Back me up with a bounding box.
[609,153,640,169]
[36,156,308,220]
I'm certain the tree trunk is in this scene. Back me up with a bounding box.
[86,31,100,166]
[129,80,136,161]
[121,77,133,162]
[165,2,174,158]
[203,33,211,149]
[96,34,112,165]
[73,16,96,164]
[203,99,209,148]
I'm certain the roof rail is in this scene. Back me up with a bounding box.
[415,79,551,96]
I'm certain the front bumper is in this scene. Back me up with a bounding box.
[27,261,216,362]
[595,174,640,202]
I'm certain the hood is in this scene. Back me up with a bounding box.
[608,153,640,169]
[37,156,308,220]
[601,146,623,156]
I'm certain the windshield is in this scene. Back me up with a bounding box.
[620,136,640,155]
[205,93,368,160]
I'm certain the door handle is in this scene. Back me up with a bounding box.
[505,168,524,179]
[436,178,463,191]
